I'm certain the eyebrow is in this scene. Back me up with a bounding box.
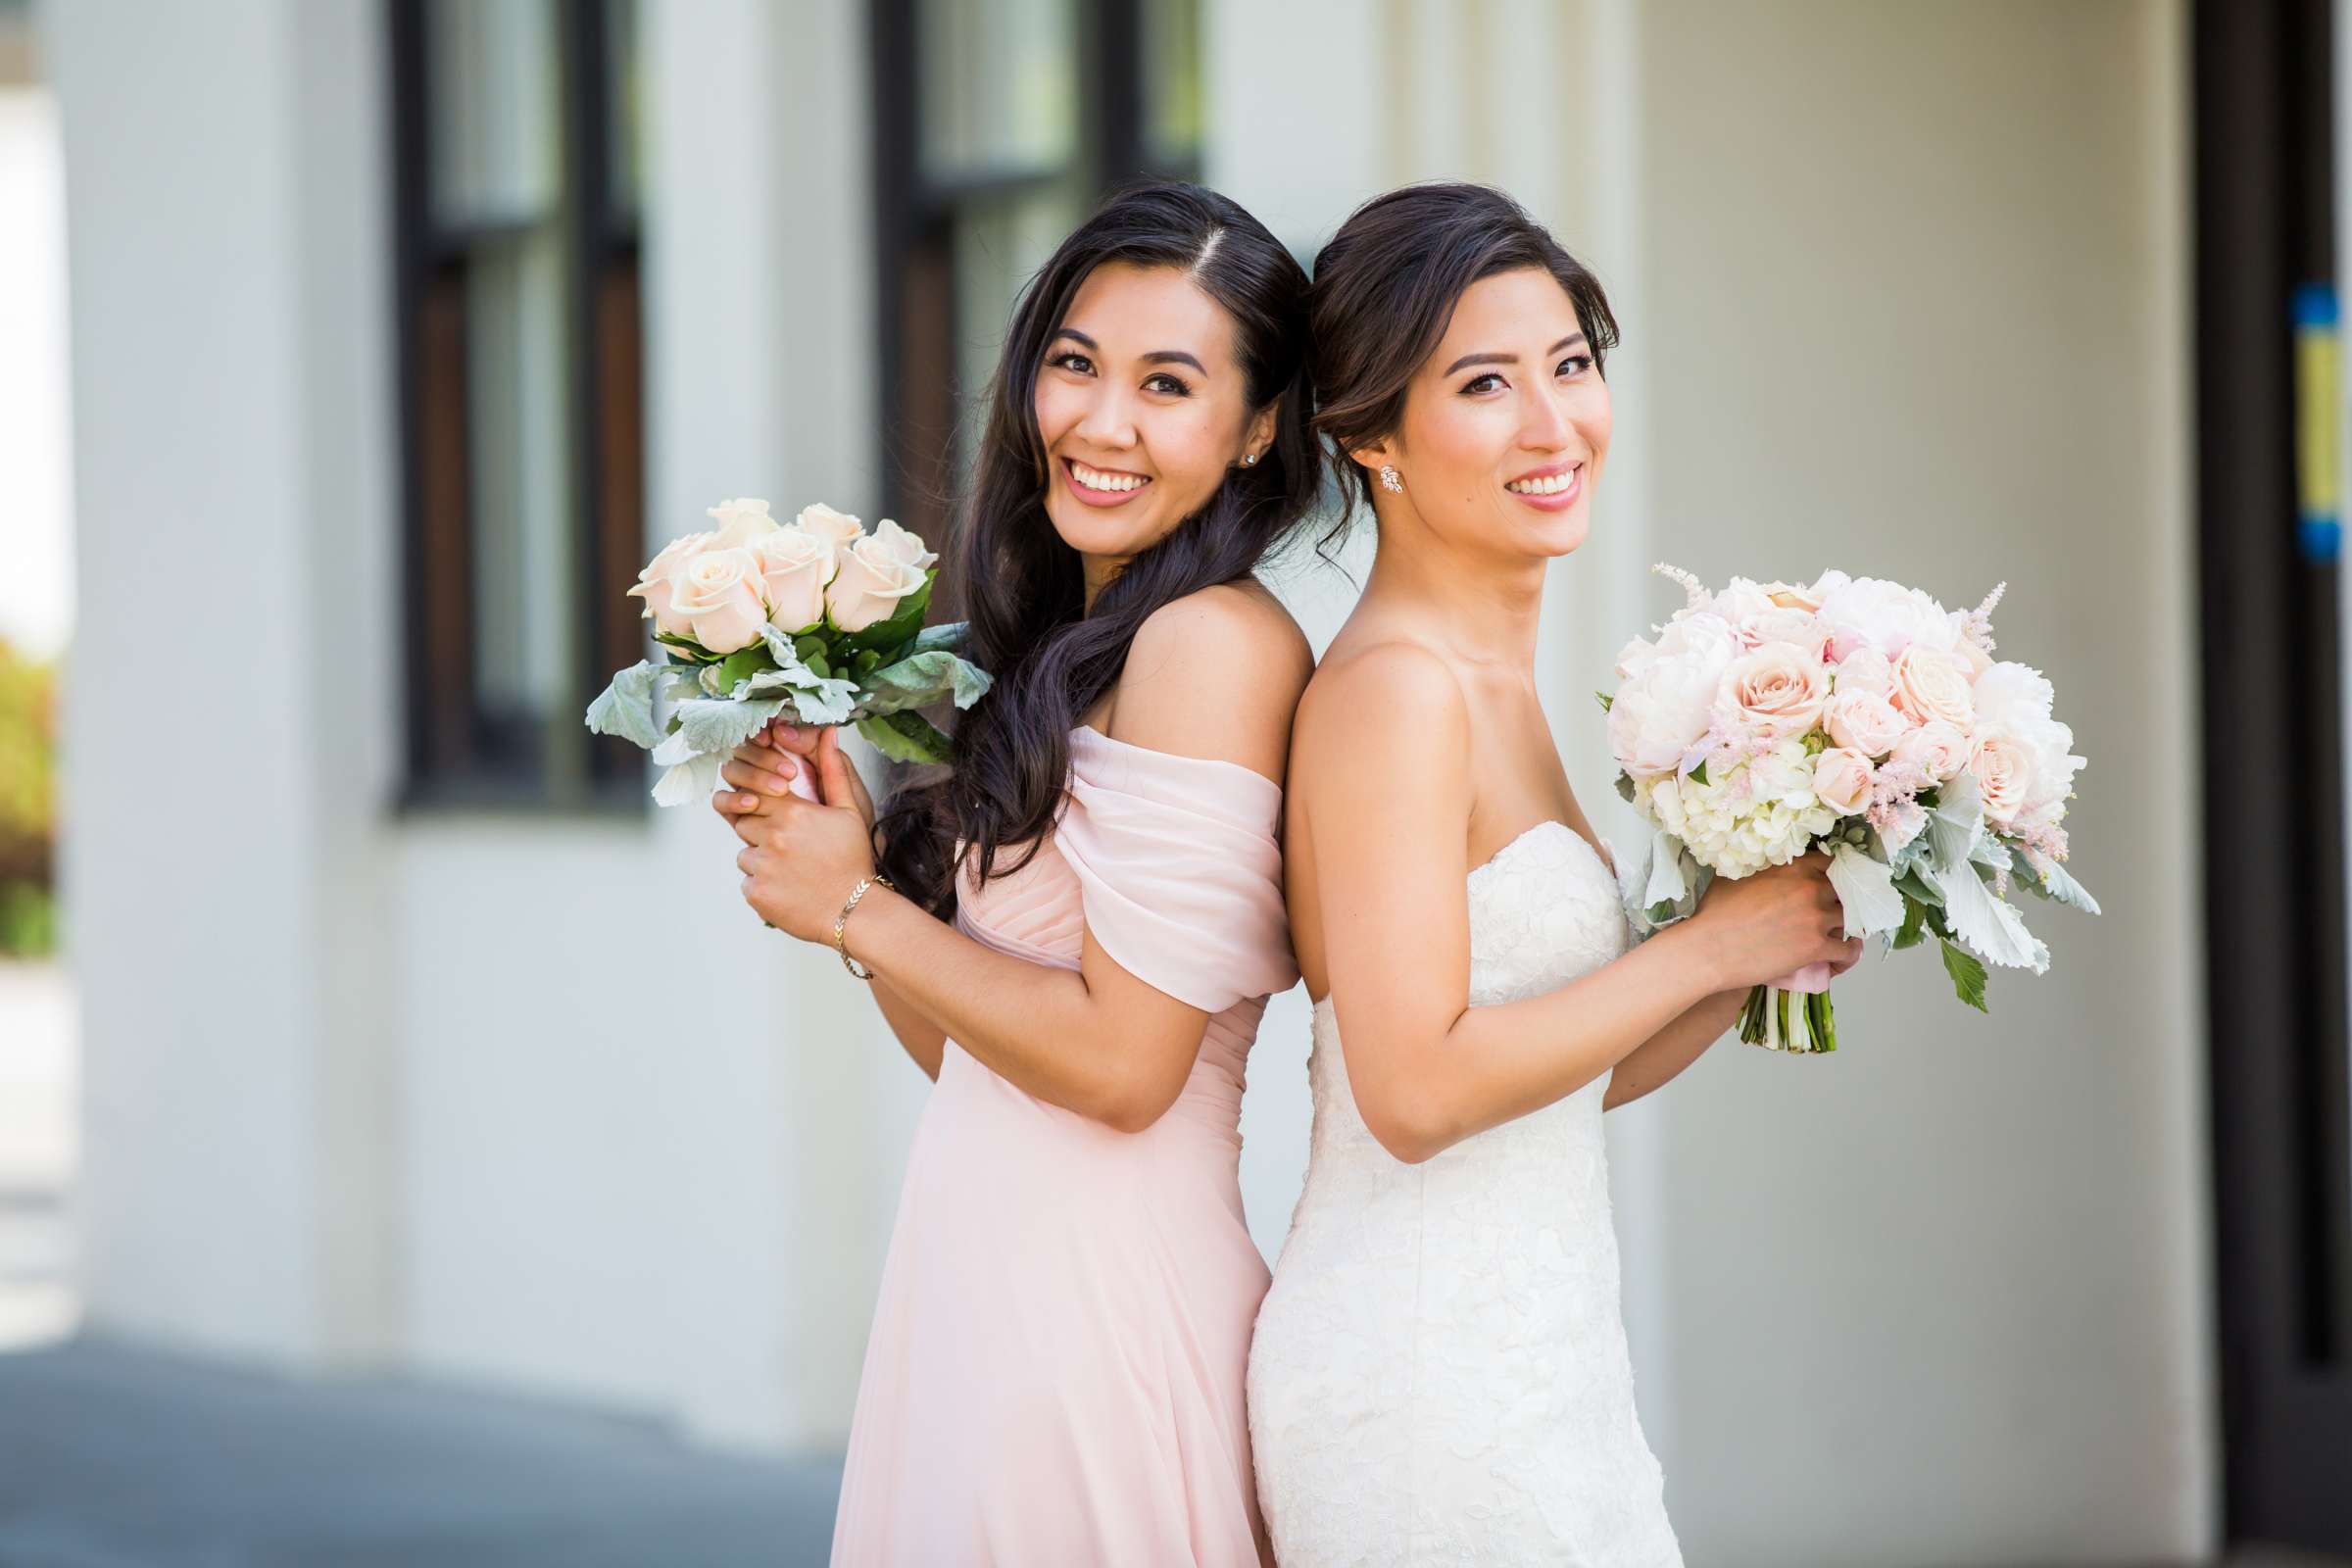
[1442,332,1588,377]
[1052,326,1206,374]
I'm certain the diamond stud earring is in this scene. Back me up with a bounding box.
[1379,465,1403,493]
[1243,452,1258,466]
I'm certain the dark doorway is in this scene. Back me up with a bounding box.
[2196,0,2352,1550]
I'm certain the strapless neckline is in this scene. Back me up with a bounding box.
[1307,821,1616,1017]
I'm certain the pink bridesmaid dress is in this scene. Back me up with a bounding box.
[830,726,1297,1567]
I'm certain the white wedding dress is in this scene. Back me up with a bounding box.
[1248,821,1682,1565]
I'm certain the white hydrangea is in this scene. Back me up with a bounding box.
[1644,739,1840,880]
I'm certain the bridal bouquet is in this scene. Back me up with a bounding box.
[1602,564,2098,1053]
[585,499,990,807]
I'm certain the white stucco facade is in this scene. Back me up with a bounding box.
[49,1,2211,1561]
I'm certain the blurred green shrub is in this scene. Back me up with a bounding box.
[0,638,58,958]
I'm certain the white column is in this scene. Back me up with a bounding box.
[49,0,401,1368]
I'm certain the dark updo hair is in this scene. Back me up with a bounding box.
[1308,182,1619,517]
[874,180,1318,917]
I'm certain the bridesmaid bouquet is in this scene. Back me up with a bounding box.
[1601,564,2098,1053]
[585,499,990,807]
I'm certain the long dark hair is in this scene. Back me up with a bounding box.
[876,181,1317,916]
[1308,182,1619,519]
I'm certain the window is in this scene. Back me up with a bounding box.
[870,0,1203,541]
[390,0,646,809]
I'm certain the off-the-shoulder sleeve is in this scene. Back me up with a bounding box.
[1054,728,1298,1013]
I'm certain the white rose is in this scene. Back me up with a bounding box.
[1608,613,1739,777]
[1812,747,1875,815]
[1743,607,1832,657]
[668,547,772,656]
[796,503,867,550]
[1891,718,1971,783]
[1765,575,1832,612]
[1834,647,1894,698]
[625,529,710,640]
[1824,688,1910,758]
[825,534,927,632]
[1889,645,1976,730]
[753,527,834,633]
[1718,640,1832,741]
[1971,731,2038,827]
[867,516,939,571]
[704,497,781,552]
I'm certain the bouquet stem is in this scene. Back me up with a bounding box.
[1740,983,1838,1054]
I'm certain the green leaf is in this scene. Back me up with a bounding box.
[1595,690,1614,712]
[653,630,716,662]
[1688,760,1710,786]
[584,660,664,749]
[2021,851,2103,916]
[839,575,937,652]
[862,649,995,714]
[1892,865,1943,908]
[1939,936,1988,1012]
[857,710,954,763]
[793,634,827,664]
[714,646,774,694]
[670,696,788,757]
[1615,770,1636,804]
[1891,894,1928,951]
[906,620,969,657]
[805,652,831,679]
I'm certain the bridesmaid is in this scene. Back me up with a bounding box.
[712,182,1315,1566]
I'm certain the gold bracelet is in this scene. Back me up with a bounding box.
[834,873,893,979]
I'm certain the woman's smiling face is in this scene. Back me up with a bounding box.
[1033,261,1273,567]
[1379,266,1612,560]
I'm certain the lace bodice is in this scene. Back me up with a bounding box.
[1248,821,1683,1566]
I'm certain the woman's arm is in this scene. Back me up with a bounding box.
[1301,644,1854,1163]
[726,587,1311,1132]
[1601,991,1746,1110]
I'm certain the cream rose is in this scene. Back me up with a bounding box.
[1764,577,1830,612]
[1743,607,1832,657]
[1971,731,2038,827]
[867,516,939,571]
[704,498,781,552]
[669,547,773,655]
[625,529,710,640]
[1891,718,1971,782]
[1812,747,1875,815]
[754,527,834,633]
[1824,688,1910,758]
[1718,640,1832,741]
[1889,645,1975,730]
[1834,647,1894,699]
[796,504,866,551]
[825,534,927,632]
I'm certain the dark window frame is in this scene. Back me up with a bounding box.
[388,0,647,814]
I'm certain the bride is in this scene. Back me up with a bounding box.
[1247,183,1861,1564]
